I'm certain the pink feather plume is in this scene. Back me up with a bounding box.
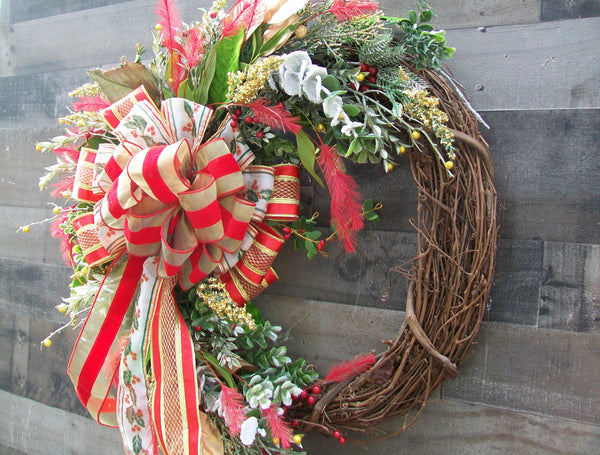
[246,99,302,135]
[317,144,364,252]
[328,0,379,21]
[323,353,376,383]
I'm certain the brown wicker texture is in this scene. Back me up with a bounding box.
[294,67,498,437]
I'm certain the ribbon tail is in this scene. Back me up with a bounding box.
[149,276,206,455]
[117,257,162,455]
[68,254,145,426]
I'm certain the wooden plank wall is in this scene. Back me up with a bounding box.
[0,0,598,453]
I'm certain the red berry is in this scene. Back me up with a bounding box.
[312,385,322,394]
[360,85,368,92]
[291,420,300,428]
[338,436,346,444]
[235,108,242,115]
[256,131,264,139]
[359,62,368,72]
[350,82,357,90]
[333,431,341,439]
[282,226,292,233]
[306,395,316,406]
[299,389,308,400]
[317,241,325,252]
[245,117,253,124]
[368,76,377,84]
[252,116,259,123]
[284,233,291,240]
[230,120,237,128]
[368,66,378,76]
[209,11,217,18]
[231,114,239,121]
[194,326,202,332]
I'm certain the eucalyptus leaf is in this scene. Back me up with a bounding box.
[296,130,323,187]
[342,104,361,117]
[321,75,341,92]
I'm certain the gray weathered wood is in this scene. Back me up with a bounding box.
[0,389,122,454]
[388,0,543,29]
[542,0,600,21]
[540,241,600,331]
[446,17,600,110]
[10,0,138,23]
[302,400,600,455]
[444,323,600,425]
[10,0,211,75]
[0,126,64,205]
[2,386,600,455]
[0,258,72,323]
[0,207,64,265]
[483,108,600,245]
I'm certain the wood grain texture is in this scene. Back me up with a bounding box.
[540,241,600,331]
[256,296,600,425]
[0,258,72,323]
[542,0,600,21]
[444,323,600,425]
[302,400,600,455]
[10,0,138,23]
[445,17,600,110]
[484,108,600,245]
[2,387,599,455]
[385,0,542,29]
[0,390,122,454]
[0,309,85,415]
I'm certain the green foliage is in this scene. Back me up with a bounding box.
[385,9,455,70]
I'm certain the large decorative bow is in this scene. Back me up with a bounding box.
[67,86,300,455]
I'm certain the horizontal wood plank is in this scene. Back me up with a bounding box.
[10,0,138,23]
[542,0,600,21]
[2,386,599,455]
[0,309,85,415]
[446,17,600,110]
[255,296,600,425]
[387,0,542,29]
[483,108,600,244]
[540,241,600,331]
[0,390,122,454]
[0,258,72,323]
[303,399,600,455]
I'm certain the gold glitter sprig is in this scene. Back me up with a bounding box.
[227,56,284,104]
[196,278,256,329]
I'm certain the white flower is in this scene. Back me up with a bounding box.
[240,417,259,446]
[279,51,311,97]
[322,94,344,120]
[302,65,328,103]
[341,121,363,137]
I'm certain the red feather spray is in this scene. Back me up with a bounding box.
[222,0,266,38]
[220,385,246,436]
[72,95,111,113]
[317,144,364,252]
[155,0,185,91]
[262,405,293,449]
[246,99,302,135]
[323,353,376,383]
[328,0,379,21]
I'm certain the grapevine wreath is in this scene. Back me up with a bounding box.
[30,0,497,453]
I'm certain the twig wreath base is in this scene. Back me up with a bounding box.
[290,66,498,437]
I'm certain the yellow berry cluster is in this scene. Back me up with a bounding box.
[196,278,256,329]
[227,56,284,104]
[402,88,456,161]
